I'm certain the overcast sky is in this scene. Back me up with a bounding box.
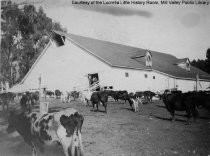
[22,0,210,60]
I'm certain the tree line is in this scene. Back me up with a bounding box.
[191,48,210,74]
[0,0,66,86]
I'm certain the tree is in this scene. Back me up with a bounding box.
[206,48,210,73]
[191,48,210,74]
[1,1,67,85]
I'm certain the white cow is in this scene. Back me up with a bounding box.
[61,91,69,103]
[131,97,142,112]
[80,89,92,106]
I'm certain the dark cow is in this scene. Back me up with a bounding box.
[106,90,118,102]
[91,91,108,113]
[128,92,135,98]
[31,91,39,106]
[108,90,129,103]
[0,92,15,110]
[158,90,182,100]
[46,90,55,98]
[7,108,84,156]
[143,91,156,102]
[106,90,129,103]
[188,91,210,111]
[116,90,129,103]
[20,92,33,113]
[135,91,144,99]
[70,91,80,101]
[55,90,62,99]
[162,92,198,124]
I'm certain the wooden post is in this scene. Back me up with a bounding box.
[196,74,199,91]
[39,75,42,113]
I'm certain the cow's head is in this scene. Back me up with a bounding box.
[60,112,84,156]
[7,111,18,133]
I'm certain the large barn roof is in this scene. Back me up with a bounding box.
[53,30,210,81]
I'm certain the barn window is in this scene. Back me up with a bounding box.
[153,76,155,79]
[175,58,191,72]
[52,32,65,47]
[145,51,152,67]
[144,74,148,78]
[125,72,129,77]
[186,60,190,72]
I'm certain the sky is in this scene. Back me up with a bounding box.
[13,0,210,60]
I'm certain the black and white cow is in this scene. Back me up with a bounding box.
[7,108,84,156]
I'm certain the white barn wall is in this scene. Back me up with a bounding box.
[22,39,112,91]
[105,68,172,92]
[176,79,195,92]
[198,80,210,91]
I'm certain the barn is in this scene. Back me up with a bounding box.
[10,30,210,93]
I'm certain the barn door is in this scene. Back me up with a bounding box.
[88,73,99,85]
[88,73,100,91]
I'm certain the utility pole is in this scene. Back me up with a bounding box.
[0,1,2,76]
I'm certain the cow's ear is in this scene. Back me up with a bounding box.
[60,115,69,126]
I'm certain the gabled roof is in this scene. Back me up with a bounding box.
[53,30,210,81]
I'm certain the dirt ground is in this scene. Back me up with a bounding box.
[0,98,210,156]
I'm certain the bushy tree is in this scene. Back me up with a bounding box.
[1,1,67,85]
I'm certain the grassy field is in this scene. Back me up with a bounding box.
[0,98,210,156]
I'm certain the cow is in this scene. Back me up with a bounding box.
[7,108,84,156]
[55,90,62,99]
[61,91,69,103]
[80,90,92,106]
[188,91,210,111]
[130,97,142,112]
[20,92,33,113]
[158,90,182,100]
[143,91,156,102]
[106,90,118,102]
[0,92,15,110]
[46,90,55,98]
[128,93,142,112]
[90,91,108,113]
[31,91,39,106]
[135,91,144,99]
[109,90,129,103]
[162,92,198,124]
[70,91,80,101]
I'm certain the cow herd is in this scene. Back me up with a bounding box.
[90,90,158,113]
[0,89,210,156]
